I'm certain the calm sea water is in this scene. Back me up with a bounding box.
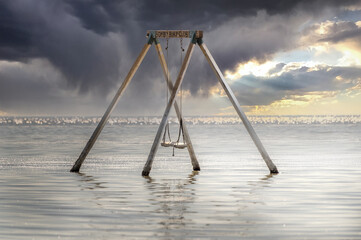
[0,116,360,239]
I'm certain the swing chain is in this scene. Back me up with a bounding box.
[161,37,172,146]
[180,38,184,116]
[165,37,169,103]
[180,38,184,52]
[173,37,186,153]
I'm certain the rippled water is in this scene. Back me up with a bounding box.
[0,117,360,239]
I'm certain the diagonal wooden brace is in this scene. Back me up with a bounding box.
[70,43,151,172]
[142,41,196,176]
[154,43,200,171]
[199,43,278,174]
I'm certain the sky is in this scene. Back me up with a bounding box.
[0,0,360,116]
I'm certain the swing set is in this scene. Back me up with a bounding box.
[70,30,279,176]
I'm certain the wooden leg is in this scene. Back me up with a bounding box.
[142,41,195,176]
[70,43,151,172]
[199,43,278,173]
[154,43,200,171]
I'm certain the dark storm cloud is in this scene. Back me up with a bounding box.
[0,60,72,114]
[0,0,360,115]
[230,65,361,106]
[66,0,359,34]
[0,0,124,94]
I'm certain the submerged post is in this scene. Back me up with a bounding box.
[70,43,151,172]
[199,43,278,174]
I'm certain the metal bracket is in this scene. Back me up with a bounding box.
[189,31,203,45]
[147,31,159,45]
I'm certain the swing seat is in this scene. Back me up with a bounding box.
[161,141,174,147]
[173,142,187,149]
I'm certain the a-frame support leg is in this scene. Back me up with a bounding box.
[70,43,151,172]
[142,40,196,176]
[199,43,278,173]
[154,43,200,171]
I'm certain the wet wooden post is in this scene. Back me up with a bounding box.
[70,43,151,172]
[198,43,278,174]
[154,43,200,171]
[142,37,196,176]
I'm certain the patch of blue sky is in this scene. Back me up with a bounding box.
[273,47,344,66]
[335,10,361,22]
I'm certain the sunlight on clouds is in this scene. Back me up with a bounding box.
[217,15,361,116]
[209,85,225,96]
[314,20,337,35]
[301,19,361,67]
[243,87,361,115]
[346,77,361,93]
[283,61,326,71]
[336,45,361,66]
[225,59,328,81]
[244,91,343,115]
[225,60,278,80]
[344,4,361,11]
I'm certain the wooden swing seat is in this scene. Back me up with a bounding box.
[161,141,174,147]
[173,142,187,149]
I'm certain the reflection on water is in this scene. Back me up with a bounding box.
[76,172,106,191]
[143,172,198,238]
[0,123,361,239]
[247,173,276,189]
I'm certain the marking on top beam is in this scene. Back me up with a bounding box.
[146,30,203,39]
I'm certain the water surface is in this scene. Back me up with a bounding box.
[0,116,360,239]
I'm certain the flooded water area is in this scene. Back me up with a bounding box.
[0,116,360,239]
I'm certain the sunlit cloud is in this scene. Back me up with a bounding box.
[225,60,278,79]
[343,3,361,11]
[300,19,361,66]
[216,57,361,115]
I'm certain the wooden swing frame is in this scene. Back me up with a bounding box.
[70,30,278,176]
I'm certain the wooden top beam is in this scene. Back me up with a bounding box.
[146,30,203,39]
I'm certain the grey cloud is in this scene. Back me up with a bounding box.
[320,27,361,43]
[302,20,361,45]
[268,63,286,75]
[230,65,361,106]
[0,60,70,115]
